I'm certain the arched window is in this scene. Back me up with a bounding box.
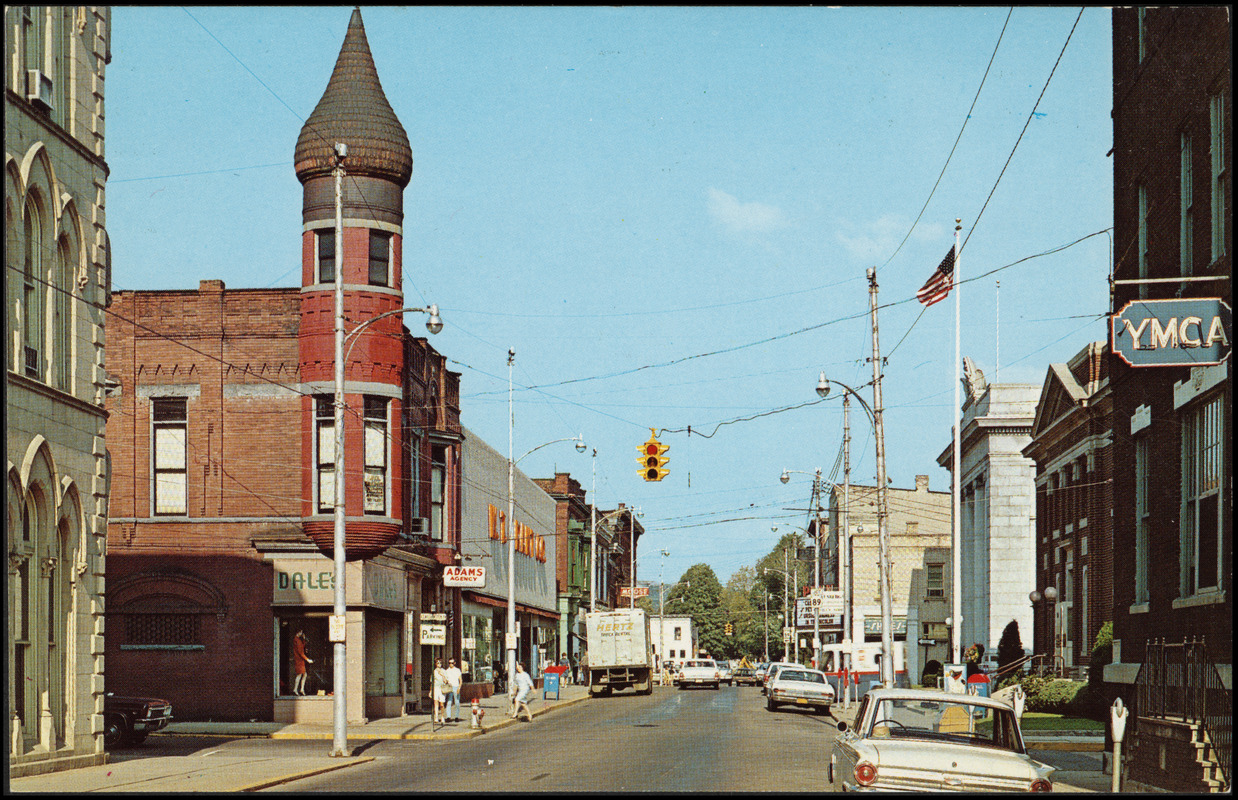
[55,237,73,391]
[23,201,44,378]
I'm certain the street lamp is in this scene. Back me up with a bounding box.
[505,348,586,698]
[658,549,670,666]
[780,468,824,669]
[816,371,895,688]
[1030,587,1058,675]
[327,142,444,756]
[763,561,795,662]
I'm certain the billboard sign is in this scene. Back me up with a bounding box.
[443,565,486,588]
[1111,298,1231,367]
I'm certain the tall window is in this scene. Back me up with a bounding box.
[368,230,391,287]
[54,239,72,390]
[316,229,336,284]
[430,444,446,541]
[1136,7,1147,63]
[1181,394,1224,595]
[23,201,42,378]
[315,395,335,513]
[1134,436,1150,604]
[363,396,387,515]
[926,563,945,598]
[152,398,187,515]
[1211,93,1228,262]
[1181,133,1194,276]
[1137,183,1150,299]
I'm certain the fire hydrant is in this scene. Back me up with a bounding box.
[471,698,485,729]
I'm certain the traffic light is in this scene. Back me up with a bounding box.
[725,622,733,636]
[636,430,669,481]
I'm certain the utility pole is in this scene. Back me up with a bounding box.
[763,591,769,662]
[842,394,853,706]
[812,471,822,671]
[330,142,348,757]
[506,348,517,699]
[783,546,790,662]
[868,266,895,688]
[793,556,800,663]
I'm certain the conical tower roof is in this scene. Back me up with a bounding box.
[294,8,412,188]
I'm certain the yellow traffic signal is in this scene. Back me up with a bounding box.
[725,622,733,636]
[636,429,669,481]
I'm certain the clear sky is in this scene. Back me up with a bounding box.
[106,6,1114,586]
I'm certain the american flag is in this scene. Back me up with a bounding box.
[916,246,956,307]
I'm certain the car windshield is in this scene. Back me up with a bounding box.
[865,697,1025,754]
[686,661,714,668]
[778,670,825,684]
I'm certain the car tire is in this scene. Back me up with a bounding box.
[712,683,719,690]
[125,731,150,746]
[103,713,129,749]
[766,698,778,712]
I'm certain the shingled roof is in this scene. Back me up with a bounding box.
[294,7,412,188]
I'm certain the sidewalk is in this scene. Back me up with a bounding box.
[8,683,590,793]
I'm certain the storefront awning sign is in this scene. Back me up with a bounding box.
[1111,298,1231,367]
[420,624,447,646]
[443,565,486,588]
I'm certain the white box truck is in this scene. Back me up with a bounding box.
[584,609,654,696]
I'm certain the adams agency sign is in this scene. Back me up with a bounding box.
[1111,298,1231,367]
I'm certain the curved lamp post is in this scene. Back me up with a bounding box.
[505,347,586,695]
[815,371,895,688]
[1029,587,1059,674]
[780,468,825,668]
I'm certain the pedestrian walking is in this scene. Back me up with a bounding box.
[578,651,588,687]
[432,658,449,724]
[292,630,313,696]
[444,658,463,722]
[559,651,571,686]
[512,662,536,723]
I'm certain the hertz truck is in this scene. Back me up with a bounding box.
[584,609,654,696]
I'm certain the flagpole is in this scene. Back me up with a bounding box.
[951,219,963,667]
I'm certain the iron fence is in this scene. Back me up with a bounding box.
[1135,638,1230,789]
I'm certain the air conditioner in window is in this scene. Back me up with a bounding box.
[26,69,53,111]
[408,517,429,535]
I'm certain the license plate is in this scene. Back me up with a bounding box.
[796,698,807,704]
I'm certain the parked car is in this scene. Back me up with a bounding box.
[754,662,770,682]
[716,660,734,686]
[829,687,1055,792]
[762,661,800,695]
[677,659,721,689]
[733,667,759,686]
[767,666,835,714]
[103,692,173,748]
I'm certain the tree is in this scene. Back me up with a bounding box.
[997,620,1023,678]
[666,564,725,658]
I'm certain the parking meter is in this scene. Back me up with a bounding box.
[1110,697,1128,793]
[1110,697,1127,742]
[1012,685,1026,721]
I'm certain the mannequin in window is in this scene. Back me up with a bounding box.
[293,630,313,695]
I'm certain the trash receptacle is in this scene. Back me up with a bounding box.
[543,670,561,700]
[967,673,991,698]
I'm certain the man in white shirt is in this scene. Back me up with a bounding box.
[444,658,464,722]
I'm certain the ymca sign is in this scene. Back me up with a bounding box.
[1112,298,1231,367]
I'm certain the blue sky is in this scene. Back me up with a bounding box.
[106,6,1114,585]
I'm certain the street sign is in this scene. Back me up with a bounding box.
[329,614,347,643]
[1111,298,1232,367]
[619,586,650,599]
[421,612,447,622]
[918,637,937,646]
[419,624,446,646]
[782,627,793,643]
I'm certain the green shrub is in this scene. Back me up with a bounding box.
[921,672,941,689]
[997,620,1023,676]
[1067,681,1112,721]
[1088,621,1114,686]
[1025,679,1085,714]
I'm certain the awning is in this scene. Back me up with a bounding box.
[462,591,559,622]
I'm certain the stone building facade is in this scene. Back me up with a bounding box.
[6,5,112,776]
[826,474,952,685]
[936,371,1039,665]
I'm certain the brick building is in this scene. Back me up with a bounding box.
[6,5,112,775]
[1022,341,1113,674]
[534,473,593,665]
[102,9,466,723]
[1105,7,1231,792]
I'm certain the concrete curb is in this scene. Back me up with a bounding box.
[235,756,375,791]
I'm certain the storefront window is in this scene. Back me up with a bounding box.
[276,615,333,697]
[462,613,493,683]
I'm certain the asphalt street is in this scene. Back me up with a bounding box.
[261,683,840,792]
